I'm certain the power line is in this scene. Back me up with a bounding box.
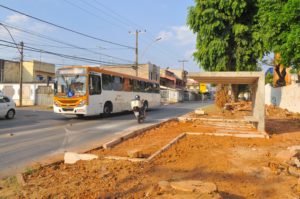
[91,0,140,29]
[0,4,135,49]
[0,22,134,63]
[80,0,134,29]
[23,43,128,50]
[0,41,130,66]
[0,23,21,54]
[62,0,130,31]
[84,1,182,64]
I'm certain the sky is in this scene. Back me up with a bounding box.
[0,0,201,72]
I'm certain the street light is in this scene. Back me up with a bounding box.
[140,37,162,58]
[0,23,24,106]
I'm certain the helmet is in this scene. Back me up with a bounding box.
[135,95,140,100]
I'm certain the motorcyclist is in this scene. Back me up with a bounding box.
[134,95,145,115]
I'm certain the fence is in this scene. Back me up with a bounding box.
[265,83,300,113]
[35,86,53,106]
[0,83,54,106]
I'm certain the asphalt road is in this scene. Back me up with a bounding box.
[0,101,211,177]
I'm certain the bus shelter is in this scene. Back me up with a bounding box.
[188,72,265,132]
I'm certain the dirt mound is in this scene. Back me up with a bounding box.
[215,85,231,108]
[266,105,300,119]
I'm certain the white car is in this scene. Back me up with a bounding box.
[0,95,16,119]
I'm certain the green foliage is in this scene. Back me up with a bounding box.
[187,0,264,71]
[265,72,274,85]
[257,0,300,70]
[4,176,17,187]
[24,167,36,175]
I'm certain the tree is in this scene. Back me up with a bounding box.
[265,72,274,86]
[187,0,264,72]
[257,0,300,86]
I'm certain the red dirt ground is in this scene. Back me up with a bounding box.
[2,105,300,199]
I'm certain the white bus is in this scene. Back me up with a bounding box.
[53,66,161,117]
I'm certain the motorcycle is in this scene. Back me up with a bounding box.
[131,99,146,123]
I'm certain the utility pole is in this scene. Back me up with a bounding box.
[135,30,138,77]
[129,30,146,77]
[19,41,24,107]
[178,60,188,71]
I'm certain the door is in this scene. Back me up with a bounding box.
[0,97,8,116]
[89,74,102,115]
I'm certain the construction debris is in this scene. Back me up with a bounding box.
[170,180,218,194]
[64,152,98,164]
[195,108,205,115]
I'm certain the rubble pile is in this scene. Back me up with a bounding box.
[266,105,300,118]
[224,101,252,112]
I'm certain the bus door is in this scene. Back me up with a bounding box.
[89,73,102,115]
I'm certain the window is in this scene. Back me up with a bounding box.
[140,81,146,92]
[36,75,44,81]
[133,80,141,92]
[0,96,9,103]
[112,76,123,91]
[102,74,113,90]
[153,83,160,93]
[89,75,101,95]
[145,82,152,93]
[123,78,133,92]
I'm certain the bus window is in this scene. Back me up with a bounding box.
[102,74,112,90]
[145,82,152,93]
[112,76,123,91]
[133,80,141,92]
[140,81,146,92]
[153,83,160,93]
[123,78,133,92]
[89,75,101,95]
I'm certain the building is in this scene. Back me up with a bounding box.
[168,68,188,88]
[160,68,189,103]
[0,59,55,106]
[0,59,55,83]
[100,63,160,82]
[160,69,176,88]
[186,78,200,92]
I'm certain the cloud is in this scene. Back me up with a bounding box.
[157,31,173,41]
[171,26,196,45]
[1,14,54,39]
[5,14,29,24]
[157,25,196,45]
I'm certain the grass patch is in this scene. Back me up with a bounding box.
[0,176,20,198]
[24,167,36,176]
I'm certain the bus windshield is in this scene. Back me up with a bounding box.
[54,75,86,98]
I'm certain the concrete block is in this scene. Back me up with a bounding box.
[195,109,205,115]
[64,152,98,164]
[288,146,300,153]
[158,181,171,191]
[170,180,217,194]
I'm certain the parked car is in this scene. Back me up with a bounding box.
[0,95,16,119]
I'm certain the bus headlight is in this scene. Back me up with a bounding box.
[54,101,60,107]
[77,100,87,107]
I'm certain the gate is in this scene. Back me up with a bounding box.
[35,86,53,106]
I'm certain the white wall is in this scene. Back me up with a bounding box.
[265,83,300,113]
[0,83,54,106]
